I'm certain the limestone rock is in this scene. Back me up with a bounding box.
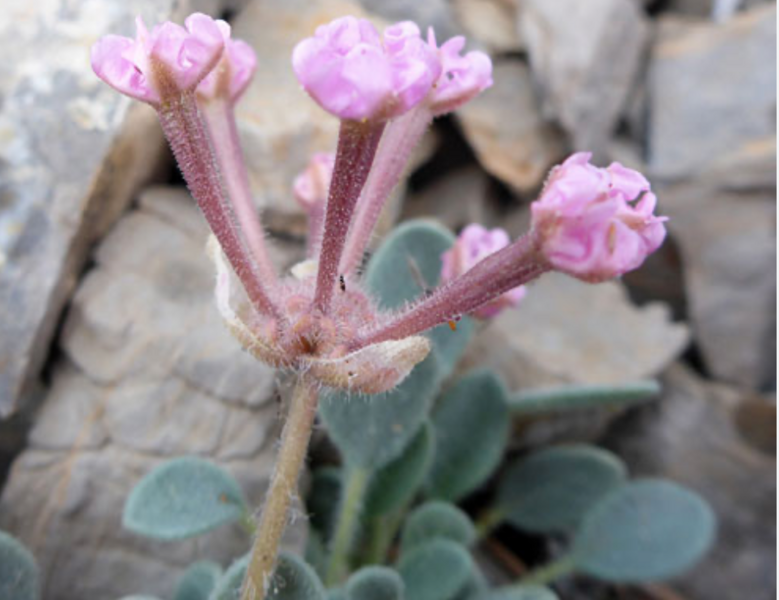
[662,184,776,389]
[648,5,776,184]
[457,61,566,194]
[357,0,461,40]
[451,0,523,54]
[519,0,650,157]
[463,272,690,390]
[604,364,776,600]
[0,188,305,600]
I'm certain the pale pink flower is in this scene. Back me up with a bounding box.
[292,17,441,121]
[426,30,493,116]
[91,13,225,105]
[441,224,526,319]
[196,21,257,102]
[293,153,335,211]
[531,153,667,282]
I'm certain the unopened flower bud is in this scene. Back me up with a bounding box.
[531,153,667,282]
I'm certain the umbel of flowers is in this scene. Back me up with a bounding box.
[92,13,666,600]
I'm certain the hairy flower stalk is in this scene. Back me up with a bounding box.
[93,12,667,600]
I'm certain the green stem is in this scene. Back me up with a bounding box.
[518,556,577,586]
[474,507,505,540]
[240,378,319,600]
[325,466,371,586]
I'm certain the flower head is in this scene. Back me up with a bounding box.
[293,153,335,212]
[91,13,225,105]
[292,17,441,121]
[441,224,526,318]
[531,153,667,282]
[196,21,257,103]
[426,30,493,116]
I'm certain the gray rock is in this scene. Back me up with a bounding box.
[0,0,233,418]
[0,189,305,599]
[451,0,523,54]
[605,364,776,600]
[463,272,690,390]
[662,183,776,389]
[648,5,776,184]
[519,0,650,157]
[664,0,772,20]
[357,0,461,40]
[457,60,567,194]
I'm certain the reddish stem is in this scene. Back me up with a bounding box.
[352,234,549,348]
[157,92,280,318]
[313,120,385,313]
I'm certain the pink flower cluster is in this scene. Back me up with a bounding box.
[91,14,253,106]
[530,153,667,282]
[292,17,493,121]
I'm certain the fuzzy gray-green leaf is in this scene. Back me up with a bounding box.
[480,586,559,600]
[400,501,476,555]
[427,370,510,501]
[571,479,716,583]
[346,567,404,600]
[123,457,246,541]
[365,220,474,380]
[365,423,434,518]
[320,355,439,469]
[399,540,472,600]
[508,381,660,416]
[176,561,222,600]
[0,530,40,600]
[497,445,627,534]
[210,553,326,600]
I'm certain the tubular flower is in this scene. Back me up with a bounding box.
[530,153,668,282]
[426,30,493,116]
[196,21,257,103]
[441,224,526,319]
[91,13,225,105]
[292,17,441,121]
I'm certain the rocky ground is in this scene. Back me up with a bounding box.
[0,0,774,599]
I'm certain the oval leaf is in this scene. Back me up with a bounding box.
[497,445,627,534]
[482,586,559,600]
[176,561,222,600]
[124,457,247,540]
[211,553,326,600]
[398,540,472,600]
[508,381,659,416]
[365,423,435,518]
[366,220,474,380]
[346,566,404,600]
[427,370,510,501]
[571,479,716,583]
[320,355,439,469]
[400,501,476,555]
[0,531,39,600]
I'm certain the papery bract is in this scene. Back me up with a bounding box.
[531,153,667,282]
[426,30,493,116]
[441,224,526,319]
[292,17,441,121]
[196,21,257,102]
[91,13,225,105]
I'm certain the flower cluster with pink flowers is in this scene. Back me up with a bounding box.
[90,11,666,396]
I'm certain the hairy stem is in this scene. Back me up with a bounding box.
[326,466,371,586]
[340,108,432,274]
[240,378,319,600]
[199,99,278,284]
[314,120,385,313]
[352,234,549,349]
[158,93,279,318]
